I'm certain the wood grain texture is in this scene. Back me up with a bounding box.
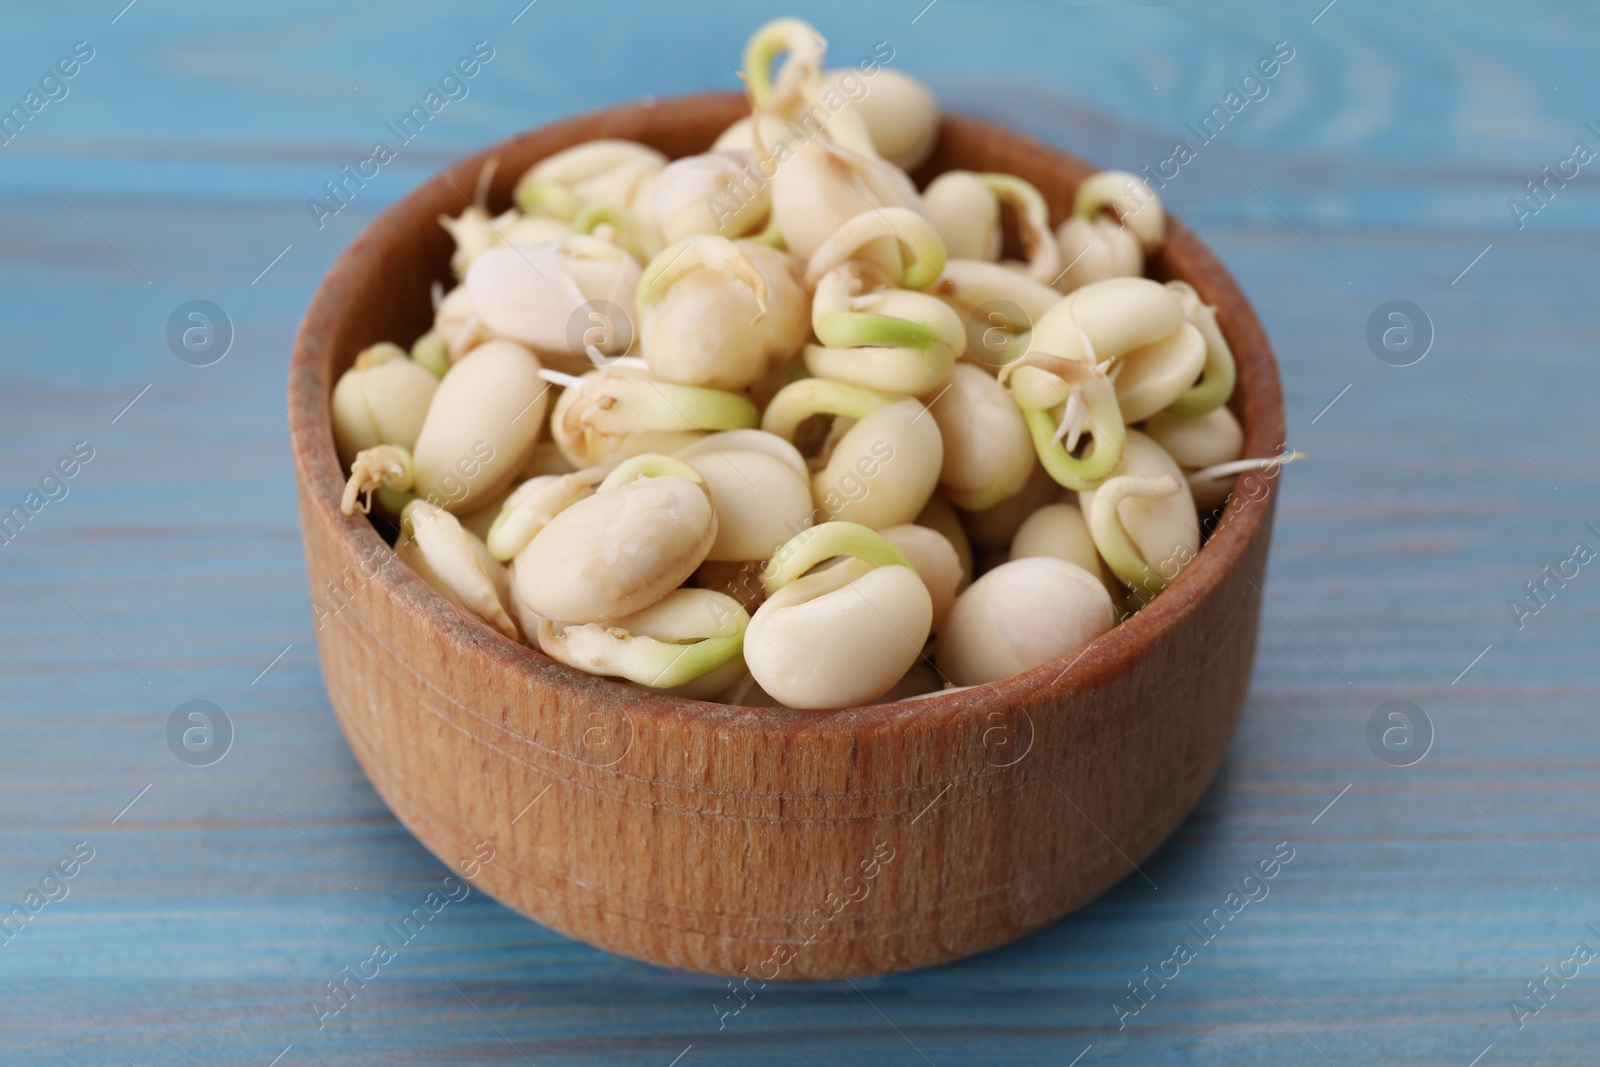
[3,0,1599,1063]
[289,95,1284,978]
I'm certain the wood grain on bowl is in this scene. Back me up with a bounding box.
[288,92,1284,979]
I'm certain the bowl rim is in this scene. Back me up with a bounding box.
[289,90,1286,733]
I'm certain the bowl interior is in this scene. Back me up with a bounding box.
[288,91,1285,728]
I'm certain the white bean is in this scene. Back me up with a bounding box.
[823,66,938,171]
[880,523,961,629]
[330,343,438,467]
[465,238,641,374]
[936,556,1113,686]
[411,340,547,512]
[514,139,666,218]
[397,500,519,641]
[928,363,1034,511]
[1078,430,1199,596]
[652,151,771,242]
[745,524,932,709]
[639,238,809,391]
[513,472,716,623]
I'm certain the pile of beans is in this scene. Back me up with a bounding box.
[330,17,1295,710]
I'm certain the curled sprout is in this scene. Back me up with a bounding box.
[514,181,585,221]
[742,17,828,112]
[1074,170,1165,256]
[638,235,768,320]
[1087,474,1183,594]
[806,262,966,395]
[536,588,748,691]
[512,139,666,218]
[1000,355,1126,491]
[740,18,879,159]
[1163,281,1237,418]
[573,202,663,264]
[759,377,895,445]
[804,207,947,291]
[485,467,608,561]
[341,444,414,517]
[597,452,705,491]
[958,173,1061,284]
[761,520,914,596]
[745,522,933,708]
[552,365,761,466]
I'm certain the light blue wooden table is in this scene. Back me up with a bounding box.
[4,1,1597,1063]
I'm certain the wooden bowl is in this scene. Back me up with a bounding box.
[289,93,1284,979]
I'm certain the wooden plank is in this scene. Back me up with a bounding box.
[2,0,1598,1063]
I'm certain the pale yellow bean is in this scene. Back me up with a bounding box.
[936,556,1113,686]
[465,238,641,374]
[639,239,808,391]
[1114,321,1207,423]
[512,473,716,623]
[1052,215,1143,294]
[679,447,815,562]
[652,151,771,242]
[923,172,999,262]
[915,494,974,592]
[1078,430,1199,594]
[396,500,519,641]
[1145,406,1245,513]
[745,557,931,709]
[960,461,1057,552]
[514,139,666,218]
[880,523,961,629]
[411,340,547,513]
[823,67,938,171]
[928,363,1034,512]
[330,343,439,467]
[811,398,943,530]
[1029,276,1184,367]
[1010,502,1122,601]
[770,138,919,262]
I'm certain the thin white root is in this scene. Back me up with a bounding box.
[538,367,589,390]
[1189,451,1306,482]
